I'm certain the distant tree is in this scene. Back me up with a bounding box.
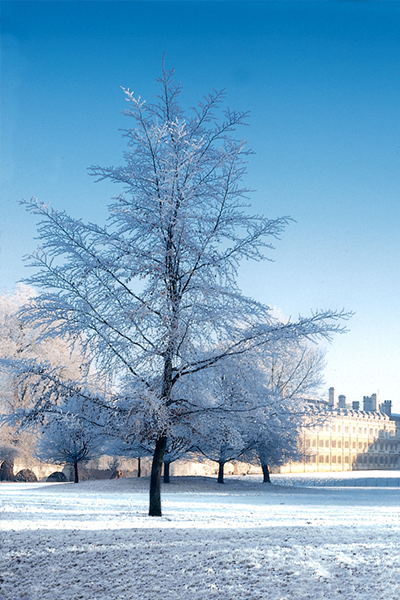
[162,436,195,483]
[14,65,349,515]
[0,285,87,479]
[244,343,326,482]
[196,419,246,484]
[36,395,105,483]
[191,358,255,483]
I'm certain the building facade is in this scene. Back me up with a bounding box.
[281,388,400,473]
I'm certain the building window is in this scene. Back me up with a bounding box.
[358,442,362,450]
[319,440,324,448]
[332,440,337,448]
[338,426,341,433]
[325,440,329,448]
[345,456,349,463]
[338,456,341,463]
[319,456,324,463]
[369,428,373,435]
[332,456,337,463]
[313,439,316,447]
[345,441,349,449]
[325,456,329,463]
[345,427,349,433]
[352,442,356,449]
[338,441,342,448]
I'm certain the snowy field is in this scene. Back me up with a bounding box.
[1,473,400,600]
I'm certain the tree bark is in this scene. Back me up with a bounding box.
[217,461,225,484]
[0,459,14,481]
[163,460,171,484]
[149,436,167,516]
[73,461,79,483]
[262,463,271,483]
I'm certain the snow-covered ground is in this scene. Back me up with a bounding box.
[1,473,400,600]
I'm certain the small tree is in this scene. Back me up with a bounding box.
[36,395,105,483]
[15,65,349,515]
[191,358,256,483]
[243,343,327,481]
[162,436,196,483]
[196,419,246,484]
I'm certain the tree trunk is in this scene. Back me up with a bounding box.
[149,436,167,516]
[0,459,14,481]
[217,461,225,484]
[137,457,141,478]
[163,461,171,484]
[73,461,79,483]
[262,463,271,483]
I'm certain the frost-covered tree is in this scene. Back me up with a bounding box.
[162,435,195,483]
[244,343,326,482]
[15,65,349,515]
[36,395,106,483]
[0,285,87,479]
[190,357,256,483]
[196,418,247,484]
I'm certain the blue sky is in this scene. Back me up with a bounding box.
[1,1,399,409]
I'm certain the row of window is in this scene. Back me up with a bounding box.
[307,455,399,465]
[311,425,395,437]
[305,439,398,452]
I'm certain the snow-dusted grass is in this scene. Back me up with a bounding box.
[1,474,400,600]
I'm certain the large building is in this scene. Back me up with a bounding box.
[281,388,400,473]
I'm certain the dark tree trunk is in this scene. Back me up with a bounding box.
[73,461,79,483]
[262,463,271,483]
[149,436,167,516]
[0,459,15,481]
[163,461,171,484]
[137,457,141,478]
[217,461,225,484]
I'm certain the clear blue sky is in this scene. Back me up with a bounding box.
[1,1,399,409]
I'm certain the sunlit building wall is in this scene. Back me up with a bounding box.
[281,389,400,473]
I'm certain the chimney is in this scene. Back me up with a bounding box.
[338,394,346,408]
[371,393,379,411]
[363,395,374,412]
[352,401,360,411]
[328,387,337,408]
[380,400,392,417]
